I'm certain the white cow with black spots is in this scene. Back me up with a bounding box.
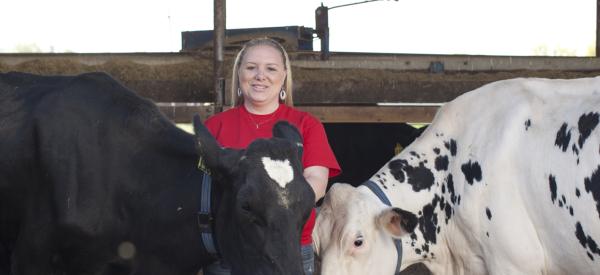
[314,77,600,275]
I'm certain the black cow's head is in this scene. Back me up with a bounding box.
[193,115,314,275]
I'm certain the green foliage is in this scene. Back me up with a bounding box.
[13,43,43,53]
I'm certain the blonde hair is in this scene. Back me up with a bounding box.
[231,37,294,106]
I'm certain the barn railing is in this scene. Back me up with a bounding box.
[2,52,600,123]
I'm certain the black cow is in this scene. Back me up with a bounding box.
[324,123,426,186]
[0,72,314,275]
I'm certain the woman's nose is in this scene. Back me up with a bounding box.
[255,69,266,80]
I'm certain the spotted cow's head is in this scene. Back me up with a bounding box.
[314,183,418,275]
[193,116,314,275]
[314,126,466,275]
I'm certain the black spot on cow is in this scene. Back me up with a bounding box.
[433,148,441,155]
[486,232,490,237]
[406,162,435,191]
[555,123,571,152]
[572,143,580,157]
[584,165,600,219]
[381,181,388,189]
[410,151,420,158]
[575,222,586,247]
[559,200,564,208]
[444,204,452,224]
[549,175,558,204]
[447,174,457,204]
[562,195,567,204]
[486,208,492,220]
[525,119,531,131]
[390,160,435,192]
[570,206,574,216]
[418,204,438,245]
[578,112,599,149]
[575,222,600,259]
[461,161,482,185]
[415,248,422,255]
[431,195,441,210]
[444,139,457,156]
[410,232,418,242]
[388,159,407,183]
[576,188,581,197]
[435,155,449,171]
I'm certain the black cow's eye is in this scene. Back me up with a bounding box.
[240,202,266,226]
[354,236,364,247]
[240,202,254,217]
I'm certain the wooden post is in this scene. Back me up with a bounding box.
[315,4,330,60]
[596,0,599,56]
[214,0,226,112]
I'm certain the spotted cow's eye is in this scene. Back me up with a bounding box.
[354,236,364,247]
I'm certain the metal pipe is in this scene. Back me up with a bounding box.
[316,0,397,60]
[214,0,226,112]
[329,0,387,10]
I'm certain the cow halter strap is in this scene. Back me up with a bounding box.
[363,180,403,275]
[198,173,219,257]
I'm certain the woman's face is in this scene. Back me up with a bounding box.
[238,44,287,109]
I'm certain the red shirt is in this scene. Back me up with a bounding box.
[205,104,341,245]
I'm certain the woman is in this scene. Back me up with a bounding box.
[203,37,341,275]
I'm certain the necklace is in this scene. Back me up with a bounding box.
[247,111,276,129]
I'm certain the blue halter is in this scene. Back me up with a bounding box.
[197,173,219,257]
[363,180,403,275]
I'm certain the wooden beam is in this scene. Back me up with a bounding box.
[158,104,440,124]
[4,53,600,105]
[296,105,439,123]
[157,103,216,124]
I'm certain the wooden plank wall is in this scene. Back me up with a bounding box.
[2,52,600,123]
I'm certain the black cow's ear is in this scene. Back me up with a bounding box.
[193,114,222,170]
[273,120,304,159]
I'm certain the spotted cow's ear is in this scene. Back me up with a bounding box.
[377,207,418,238]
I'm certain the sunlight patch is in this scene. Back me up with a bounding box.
[262,157,294,188]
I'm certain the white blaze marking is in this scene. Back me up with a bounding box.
[262,157,294,188]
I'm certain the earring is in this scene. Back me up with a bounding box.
[237,88,242,97]
[279,89,286,101]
